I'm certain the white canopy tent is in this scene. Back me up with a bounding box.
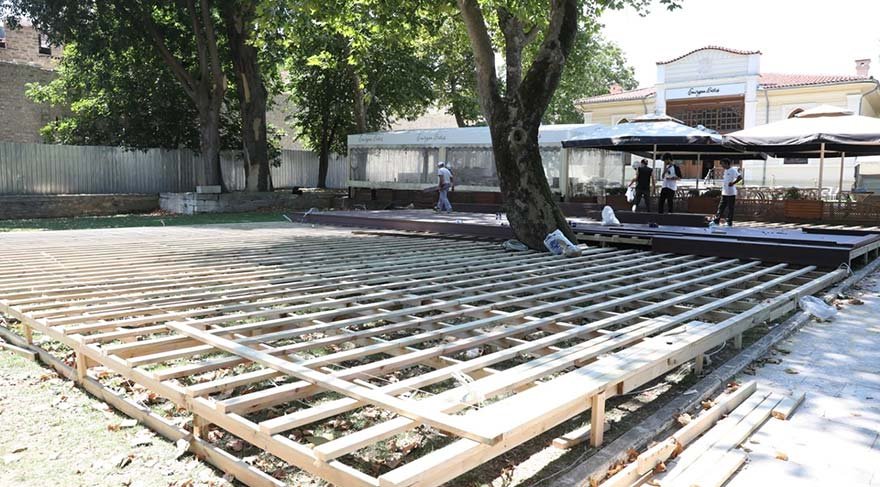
[346,124,625,195]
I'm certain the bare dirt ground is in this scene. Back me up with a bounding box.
[0,350,230,487]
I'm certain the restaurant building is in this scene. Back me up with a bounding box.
[574,47,880,189]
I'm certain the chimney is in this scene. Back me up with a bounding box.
[856,58,871,77]
[609,83,624,95]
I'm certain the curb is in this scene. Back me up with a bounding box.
[550,258,880,487]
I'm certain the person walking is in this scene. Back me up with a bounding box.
[658,153,680,214]
[629,159,654,212]
[712,159,743,226]
[435,161,454,213]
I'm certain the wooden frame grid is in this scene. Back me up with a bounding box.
[0,224,846,487]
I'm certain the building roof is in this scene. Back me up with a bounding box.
[656,46,762,65]
[575,73,876,106]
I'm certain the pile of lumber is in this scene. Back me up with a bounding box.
[601,381,804,487]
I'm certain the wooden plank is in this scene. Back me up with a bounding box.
[771,392,805,420]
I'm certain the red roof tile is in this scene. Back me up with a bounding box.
[575,73,875,105]
[758,72,871,88]
[656,46,761,65]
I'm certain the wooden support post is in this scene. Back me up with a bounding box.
[23,324,33,345]
[733,334,743,350]
[75,351,89,382]
[590,390,607,447]
[694,353,705,375]
[193,414,210,439]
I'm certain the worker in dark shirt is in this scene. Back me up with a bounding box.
[629,159,654,212]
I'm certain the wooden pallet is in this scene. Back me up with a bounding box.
[0,224,846,487]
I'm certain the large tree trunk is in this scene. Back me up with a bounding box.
[197,101,224,188]
[317,137,330,189]
[351,70,368,133]
[489,109,570,248]
[223,1,271,192]
[457,0,579,249]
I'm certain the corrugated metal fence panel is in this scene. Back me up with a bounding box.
[271,150,347,189]
[0,142,202,195]
[0,142,343,194]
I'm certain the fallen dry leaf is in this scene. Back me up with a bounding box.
[784,368,799,375]
[775,451,789,461]
[701,399,716,410]
[676,413,692,426]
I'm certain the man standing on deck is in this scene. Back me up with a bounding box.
[658,153,680,214]
[435,161,454,213]
[712,159,742,227]
[629,159,654,212]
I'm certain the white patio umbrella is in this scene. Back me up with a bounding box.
[726,105,880,194]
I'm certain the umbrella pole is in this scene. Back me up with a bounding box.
[818,142,825,196]
[696,154,701,191]
[838,151,846,199]
[652,144,657,196]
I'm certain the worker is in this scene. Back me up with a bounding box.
[712,159,743,227]
[629,159,654,212]
[435,161,454,213]
[658,153,680,214]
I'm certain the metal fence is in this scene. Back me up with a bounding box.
[0,142,348,195]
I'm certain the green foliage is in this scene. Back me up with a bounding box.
[541,30,637,124]
[283,1,438,156]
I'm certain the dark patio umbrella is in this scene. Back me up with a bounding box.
[726,105,880,192]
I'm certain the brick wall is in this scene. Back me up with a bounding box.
[0,23,62,69]
[0,62,60,143]
[0,194,159,220]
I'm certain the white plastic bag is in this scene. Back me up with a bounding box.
[544,229,581,257]
[601,206,621,226]
[625,186,636,203]
[799,296,837,321]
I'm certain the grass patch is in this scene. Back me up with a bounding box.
[0,211,290,232]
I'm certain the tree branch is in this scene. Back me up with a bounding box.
[133,2,198,101]
[185,0,210,85]
[497,8,526,95]
[456,0,501,121]
[199,0,225,105]
[518,0,579,125]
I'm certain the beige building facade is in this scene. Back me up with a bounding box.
[575,47,880,190]
[0,21,64,144]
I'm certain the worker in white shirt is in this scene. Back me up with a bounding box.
[712,159,743,226]
[435,161,454,213]
[658,153,680,214]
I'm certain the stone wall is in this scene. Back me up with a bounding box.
[0,194,159,220]
[160,191,346,214]
[0,62,61,144]
[0,23,62,69]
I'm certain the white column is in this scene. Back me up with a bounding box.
[655,65,666,115]
[744,76,759,128]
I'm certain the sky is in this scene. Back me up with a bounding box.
[600,0,880,87]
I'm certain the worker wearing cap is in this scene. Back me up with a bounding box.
[658,153,680,214]
[436,161,454,213]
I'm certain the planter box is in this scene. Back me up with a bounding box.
[783,200,824,220]
[605,194,631,211]
[687,197,720,214]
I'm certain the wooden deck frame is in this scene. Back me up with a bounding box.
[0,224,846,487]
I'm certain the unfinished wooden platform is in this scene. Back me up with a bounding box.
[293,210,880,268]
[0,223,847,487]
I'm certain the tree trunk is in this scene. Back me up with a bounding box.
[197,100,224,189]
[223,2,271,192]
[490,110,571,248]
[456,0,579,249]
[317,137,330,189]
[351,70,368,133]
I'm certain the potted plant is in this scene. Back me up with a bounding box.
[783,187,824,220]
[604,186,630,210]
[687,188,721,214]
